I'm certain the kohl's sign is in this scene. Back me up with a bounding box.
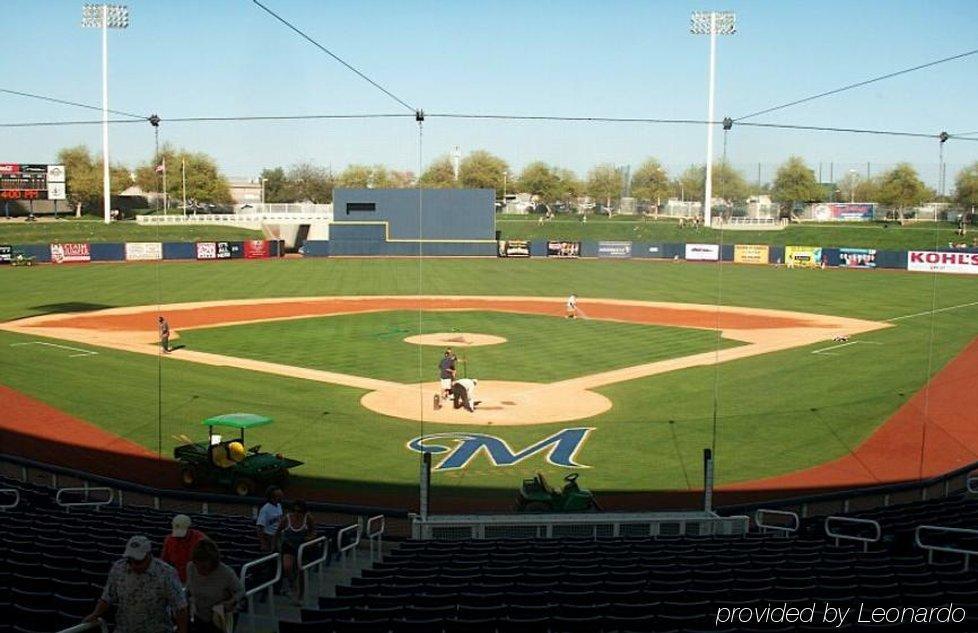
[908,251,978,275]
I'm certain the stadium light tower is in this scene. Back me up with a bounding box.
[691,10,735,227]
[82,4,130,224]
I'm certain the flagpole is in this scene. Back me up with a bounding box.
[182,158,187,217]
[162,158,167,213]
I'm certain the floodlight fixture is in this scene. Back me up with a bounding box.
[691,11,736,35]
[690,10,736,226]
[82,4,130,29]
[81,4,130,224]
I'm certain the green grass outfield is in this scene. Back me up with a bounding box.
[0,217,263,244]
[178,311,739,383]
[498,215,965,250]
[1,258,976,496]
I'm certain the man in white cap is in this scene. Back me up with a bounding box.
[161,514,207,584]
[84,535,187,633]
[451,377,480,412]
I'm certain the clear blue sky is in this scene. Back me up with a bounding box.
[3,0,977,185]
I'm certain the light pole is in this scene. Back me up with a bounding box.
[691,10,735,228]
[82,4,129,225]
[847,169,859,203]
[502,171,507,203]
[260,177,267,206]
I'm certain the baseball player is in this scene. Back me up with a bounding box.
[566,294,578,319]
[158,316,171,353]
[434,348,457,409]
[451,378,479,412]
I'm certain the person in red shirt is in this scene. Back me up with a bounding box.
[161,514,206,584]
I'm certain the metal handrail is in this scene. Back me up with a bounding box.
[825,516,881,552]
[297,536,328,607]
[915,525,978,571]
[755,508,799,534]
[337,523,361,570]
[0,488,20,511]
[56,619,108,633]
[55,487,113,512]
[241,552,281,628]
[366,514,385,562]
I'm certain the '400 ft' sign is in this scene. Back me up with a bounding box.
[407,428,593,471]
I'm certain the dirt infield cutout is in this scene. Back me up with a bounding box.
[1,296,889,427]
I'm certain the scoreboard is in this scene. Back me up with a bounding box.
[0,164,66,201]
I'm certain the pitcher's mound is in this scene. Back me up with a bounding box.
[361,380,611,426]
[404,332,506,347]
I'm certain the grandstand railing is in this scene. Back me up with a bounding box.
[0,452,408,527]
[366,514,385,563]
[0,487,20,511]
[967,472,978,494]
[241,552,282,629]
[338,523,361,570]
[719,460,978,521]
[55,486,114,512]
[825,516,881,552]
[915,525,978,571]
[297,536,329,607]
[411,511,750,540]
[56,619,108,633]
[754,509,799,535]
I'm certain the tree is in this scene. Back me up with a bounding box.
[259,167,291,203]
[672,163,749,204]
[853,175,881,203]
[135,144,232,207]
[516,162,561,200]
[419,156,457,188]
[336,164,373,189]
[555,168,583,200]
[837,170,862,203]
[630,158,670,204]
[586,163,623,209]
[388,170,416,188]
[771,156,824,211]
[460,150,509,197]
[955,162,978,209]
[57,145,130,215]
[877,163,927,219]
[285,162,333,203]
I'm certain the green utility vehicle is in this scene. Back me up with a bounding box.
[173,413,302,496]
[516,472,600,512]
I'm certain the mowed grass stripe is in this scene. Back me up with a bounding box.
[177,310,740,383]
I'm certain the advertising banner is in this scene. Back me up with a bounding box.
[546,241,580,258]
[124,242,163,261]
[733,244,770,265]
[215,241,233,259]
[685,243,719,261]
[50,243,90,264]
[243,240,270,259]
[839,247,877,269]
[196,242,217,260]
[908,251,978,275]
[597,241,632,258]
[0,244,11,264]
[497,240,530,258]
[785,246,823,268]
[812,203,875,222]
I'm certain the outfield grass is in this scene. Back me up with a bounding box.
[497,215,965,250]
[0,217,263,244]
[178,310,740,383]
[1,258,976,494]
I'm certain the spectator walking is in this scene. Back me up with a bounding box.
[277,500,316,603]
[186,539,245,633]
[162,514,207,583]
[256,486,283,553]
[83,535,188,633]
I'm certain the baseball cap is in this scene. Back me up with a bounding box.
[171,514,192,538]
[123,535,152,561]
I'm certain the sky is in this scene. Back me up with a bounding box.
[2,0,977,186]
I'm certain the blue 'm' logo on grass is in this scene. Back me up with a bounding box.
[407,427,594,471]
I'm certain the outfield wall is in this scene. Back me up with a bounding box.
[0,240,284,264]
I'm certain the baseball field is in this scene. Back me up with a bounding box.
[1,256,977,509]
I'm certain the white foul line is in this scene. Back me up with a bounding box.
[811,340,883,356]
[887,300,978,322]
[10,341,99,357]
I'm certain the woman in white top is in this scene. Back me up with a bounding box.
[277,500,316,603]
